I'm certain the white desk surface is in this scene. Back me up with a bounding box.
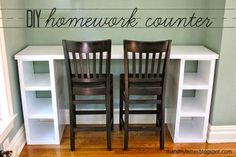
[15,45,219,61]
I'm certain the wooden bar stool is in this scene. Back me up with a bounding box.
[63,40,113,151]
[119,40,172,150]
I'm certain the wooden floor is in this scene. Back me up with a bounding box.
[19,125,236,157]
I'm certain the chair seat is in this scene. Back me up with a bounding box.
[120,74,162,95]
[72,74,113,96]
[120,74,162,85]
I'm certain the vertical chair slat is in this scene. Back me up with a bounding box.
[86,53,90,79]
[139,52,142,78]
[72,52,78,78]
[99,52,103,78]
[145,52,149,78]
[93,52,96,78]
[79,53,84,78]
[132,52,136,78]
[156,52,162,78]
[151,52,156,78]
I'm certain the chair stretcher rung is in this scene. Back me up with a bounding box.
[73,100,106,104]
[74,127,106,131]
[121,110,159,114]
[75,110,106,114]
[128,100,161,104]
[128,127,161,131]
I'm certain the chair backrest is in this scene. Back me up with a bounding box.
[123,40,172,86]
[63,40,111,85]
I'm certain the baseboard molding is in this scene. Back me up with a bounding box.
[0,114,17,144]
[207,124,236,143]
[8,126,26,157]
[64,109,168,124]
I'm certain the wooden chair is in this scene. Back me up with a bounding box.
[62,40,113,151]
[119,40,172,150]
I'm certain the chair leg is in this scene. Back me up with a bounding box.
[106,94,112,150]
[70,125,75,151]
[156,104,160,127]
[111,86,114,131]
[160,105,165,150]
[119,80,123,130]
[156,95,161,127]
[111,98,114,131]
[70,104,75,151]
[124,100,129,150]
[160,125,165,150]
[156,103,158,127]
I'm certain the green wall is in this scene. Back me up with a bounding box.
[204,0,225,52]
[26,0,210,45]
[0,0,26,148]
[209,0,236,125]
[204,0,225,124]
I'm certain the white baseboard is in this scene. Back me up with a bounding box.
[207,124,236,143]
[8,126,26,157]
[64,109,168,124]
[0,114,17,144]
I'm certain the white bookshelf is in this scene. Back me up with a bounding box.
[167,56,218,143]
[16,59,65,145]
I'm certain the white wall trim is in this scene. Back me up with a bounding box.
[0,4,14,117]
[207,124,236,143]
[8,125,26,157]
[64,109,168,124]
[0,114,16,144]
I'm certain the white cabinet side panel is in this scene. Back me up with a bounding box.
[166,59,181,140]
[203,60,216,141]
[17,60,33,143]
[54,60,66,141]
[49,60,59,144]
[174,59,185,141]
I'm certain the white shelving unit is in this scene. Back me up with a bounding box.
[15,58,66,145]
[15,45,218,144]
[166,57,218,143]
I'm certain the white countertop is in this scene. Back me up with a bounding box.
[15,45,219,61]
